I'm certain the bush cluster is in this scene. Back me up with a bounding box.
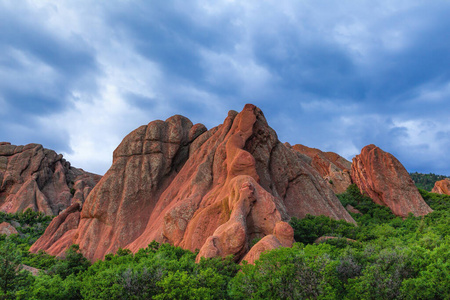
[2,187,450,299]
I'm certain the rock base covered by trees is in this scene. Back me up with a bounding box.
[2,185,450,299]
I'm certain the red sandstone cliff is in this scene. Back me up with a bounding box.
[31,104,355,262]
[0,142,101,215]
[351,144,432,217]
[291,144,352,194]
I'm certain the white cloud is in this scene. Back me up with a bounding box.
[3,0,450,176]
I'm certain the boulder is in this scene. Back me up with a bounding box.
[291,144,352,194]
[0,222,18,235]
[431,178,450,195]
[240,221,294,264]
[22,265,40,276]
[32,104,355,262]
[0,143,101,215]
[351,144,432,217]
[346,204,362,215]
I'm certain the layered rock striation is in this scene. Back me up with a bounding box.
[291,144,352,194]
[0,143,101,216]
[32,104,354,262]
[351,144,432,217]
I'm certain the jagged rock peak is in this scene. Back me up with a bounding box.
[31,104,354,262]
[0,142,101,215]
[351,144,432,217]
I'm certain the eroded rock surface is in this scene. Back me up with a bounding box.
[0,142,101,215]
[241,221,294,264]
[0,222,18,235]
[32,104,354,262]
[351,144,432,217]
[291,144,352,194]
[431,178,450,195]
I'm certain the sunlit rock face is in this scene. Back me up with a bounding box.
[0,222,18,236]
[0,142,101,216]
[31,104,354,262]
[351,144,433,217]
[432,178,450,195]
[290,144,352,194]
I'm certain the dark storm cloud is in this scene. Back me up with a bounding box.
[106,2,238,85]
[0,1,98,153]
[1,1,450,175]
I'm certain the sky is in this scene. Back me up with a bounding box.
[1,0,449,176]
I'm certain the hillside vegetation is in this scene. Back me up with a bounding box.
[2,186,450,299]
[410,172,448,191]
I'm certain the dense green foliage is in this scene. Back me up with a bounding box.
[2,187,450,299]
[410,172,448,191]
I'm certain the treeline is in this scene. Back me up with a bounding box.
[2,186,450,299]
[410,172,448,191]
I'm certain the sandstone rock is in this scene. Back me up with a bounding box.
[0,222,18,235]
[32,104,355,262]
[240,221,294,264]
[431,178,450,195]
[29,202,82,256]
[0,142,101,215]
[346,204,362,215]
[351,144,432,217]
[291,144,352,194]
[22,264,40,276]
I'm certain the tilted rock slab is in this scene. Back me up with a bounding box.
[351,144,432,217]
[291,144,352,194]
[431,178,450,195]
[32,104,354,262]
[0,143,101,215]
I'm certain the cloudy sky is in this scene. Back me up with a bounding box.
[1,1,449,176]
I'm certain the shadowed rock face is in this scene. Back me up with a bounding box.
[291,144,352,194]
[432,179,450,195]
[351,144,432,217]
[31,104,355,262]
[0,143,101,215]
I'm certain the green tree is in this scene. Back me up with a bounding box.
[0,238,32,297]
[48,244,91,279]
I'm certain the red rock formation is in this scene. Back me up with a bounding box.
[346,204,362,215]
[240,221,294,264]
[0,142,101,215]
[32,104,355,262]
[351,144,432,217]
[29,202,82,255]
[431,178,450,195]
[291,144,352,194]
[0,222,18,235]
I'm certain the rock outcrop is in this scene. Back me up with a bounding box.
[32,104,355,262]
[291,144,352,194]
[240,221,294,264]
[431,178,450,195]
[351,144,432,217]
[0,222,18,235]
[29,202,82,255]
[0,142,101,215]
